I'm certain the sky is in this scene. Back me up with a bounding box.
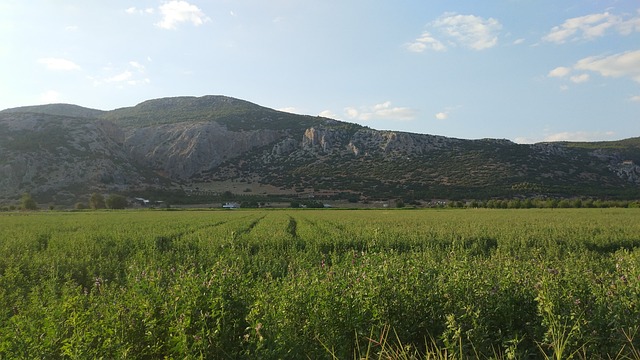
[1,0,639,143]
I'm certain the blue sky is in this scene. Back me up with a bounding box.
[1,1,639,143]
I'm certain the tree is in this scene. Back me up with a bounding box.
[106,194,128,209]
[89,192,106,210]
[21,192,37,210]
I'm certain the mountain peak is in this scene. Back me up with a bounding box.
[1,103,105,119]
[131,95,257,111]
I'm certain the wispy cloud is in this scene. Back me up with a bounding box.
[276,107,300,114]
[38,57,81,71]
[344,101,416,121]
[318,110,338,118]
[543,131,615,142]
[630,95,640,102]
[548,50,640,88]
[543,10,640,43]
[91,60,150,86]
[548,66,571,78]
[408,13,502,52]
[434,106,459,120]
[434,112,448,120]
[155,1,210,30]
[515,130,616,144]
[125,7,154,15]
[570,73,590,83]
[433,13,502,50]
[407,31,445,53]
[574,50,640,83]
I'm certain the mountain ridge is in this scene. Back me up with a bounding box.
[1,95,639,204]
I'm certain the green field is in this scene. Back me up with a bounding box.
[1,209,639,359]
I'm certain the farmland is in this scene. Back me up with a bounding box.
[0,209,639,359]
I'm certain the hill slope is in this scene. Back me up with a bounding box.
[1,95,639,204]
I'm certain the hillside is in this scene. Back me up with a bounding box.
[1,95,639,204]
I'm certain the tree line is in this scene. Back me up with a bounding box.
[0,192,129,211]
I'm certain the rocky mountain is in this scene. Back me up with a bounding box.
[1,95,639,204]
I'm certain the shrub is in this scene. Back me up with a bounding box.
[20,192,37,211]
[106,194,128,209]
[89,193,106,210]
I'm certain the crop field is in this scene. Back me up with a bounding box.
[0,209,639,359]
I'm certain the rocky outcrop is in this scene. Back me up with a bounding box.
[0,113,146,201]
[123,122,282,179]
[610,160,640,185]
[347,129,460,156]
[302,127,351,153]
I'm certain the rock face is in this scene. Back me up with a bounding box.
[1,95,639,202]
[123,122,281,179]
[0,113,146,203]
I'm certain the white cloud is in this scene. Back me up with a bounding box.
[432,13,502,50]
[548,50,640,88]
[345,107,359,119]
[407,31,446,53]
[570,73,590,83]
[435,106,460,120]
[126,7,154,15]
[543,10,640,43]
[513,38,525,45]
[515,130,616,144]
[91,60,150,86]
[319,110,338,118]
[618,9,640,35]
[435,112,448,120]
[156,1,210,30]
[277,107,299,114]
[344,101,416,121]
[513,136,536,144]
[38,57,81,71]
[574,50,640,83]
[408,13,501,53]
[543,131,615,142]
[630,95,640,102]
[548,66,571,78]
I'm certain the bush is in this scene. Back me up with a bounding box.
[106,194,128,209]
[20,193,37,211]
[89,193,106,210]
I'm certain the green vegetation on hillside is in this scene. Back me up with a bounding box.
[101,95,342,132]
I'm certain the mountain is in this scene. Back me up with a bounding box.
[1,95,639,205]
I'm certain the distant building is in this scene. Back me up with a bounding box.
[134,197,150,206]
